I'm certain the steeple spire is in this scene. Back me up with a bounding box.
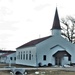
[52,8,61,30]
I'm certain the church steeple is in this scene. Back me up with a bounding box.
[51,8,61,36]
[52,8,61,30]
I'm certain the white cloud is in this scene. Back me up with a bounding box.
[34,4,50,11]
[0,0,74,50]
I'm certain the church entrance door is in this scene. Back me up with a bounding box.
[55,57,61,65]
[53,50,71,66]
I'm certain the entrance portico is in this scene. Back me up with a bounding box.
[53,51,71,66]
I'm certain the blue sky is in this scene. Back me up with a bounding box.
[0,0,75,50]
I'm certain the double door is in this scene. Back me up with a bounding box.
[55,57,61,65]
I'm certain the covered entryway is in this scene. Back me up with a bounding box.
[53,51,71,66]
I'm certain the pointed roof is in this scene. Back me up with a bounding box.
[16,36,52,49]
[51,8,61,30]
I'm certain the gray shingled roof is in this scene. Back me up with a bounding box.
[16,36,52,49]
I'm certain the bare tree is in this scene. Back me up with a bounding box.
[61,16,75,43]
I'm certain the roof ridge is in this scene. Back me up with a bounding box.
[16,36,52,49]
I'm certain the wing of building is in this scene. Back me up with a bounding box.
[0,50,16,64]
[16,8,75,67]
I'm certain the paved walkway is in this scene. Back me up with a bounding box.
[63,67,75,71]
[0,67,75,71]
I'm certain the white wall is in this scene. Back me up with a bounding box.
[0,57,6,63]
[6,52,16,64]
[16,34,75,66]
[72,44,75,63]
[61,57,70,65]
[0,53,5,56]
[16,47,37,66]
[0,52,16,64]
[36,35,74,66]
[36,36,54,66]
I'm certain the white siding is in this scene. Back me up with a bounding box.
[16,35,75,66]
[6,53,16,64]
[0,52,16,64]
[36,35,74,66]
[16,47,37,66]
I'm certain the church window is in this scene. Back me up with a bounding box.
[68,57,71,61]
[21,52,22,60]
[18,52,20,59]
[10,57,13,60]
[14,57,16,60]
[29,51,31,60]
[17,52,20,59]
[43,55,46,61]
[23,51,25,60]
[26,51,28,60]
[17,54,18,59]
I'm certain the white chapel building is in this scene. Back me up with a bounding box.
[16,8,75,67]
